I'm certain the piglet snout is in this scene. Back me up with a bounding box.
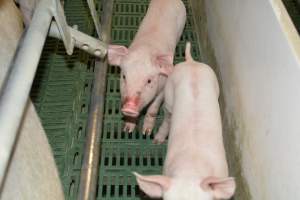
[122,98,140,117]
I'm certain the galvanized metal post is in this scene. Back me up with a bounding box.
[87,0,102,39]
[77,0,114,199]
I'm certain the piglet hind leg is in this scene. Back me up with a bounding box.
[123,116,137,133]
[153,109,171,144]
[142,92,164,135]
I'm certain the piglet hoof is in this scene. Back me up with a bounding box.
[142,127,153,136]
[142,116,156,135]
[153,135,165,144]
[123,122,136,133]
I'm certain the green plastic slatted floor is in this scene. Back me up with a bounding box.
[96,0,201,199]
[282,0,300,33]
[30,0,98,199]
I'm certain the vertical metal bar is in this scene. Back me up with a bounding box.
[0,0,53,189]
[52,0,74,55]
[87,0,102,39]
[77,0,113,199]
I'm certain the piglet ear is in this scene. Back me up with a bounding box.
[108,45,128,66]
[201,177,236,199]
[155,54,174,76]
[133,172,171,198]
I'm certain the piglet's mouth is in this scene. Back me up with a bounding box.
[121,107,139,117]
[121,97,140,117]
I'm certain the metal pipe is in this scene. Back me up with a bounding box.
[77,0,114,199]
[0,0,53,189]
[87,0,102,39]
[48,21,107,58]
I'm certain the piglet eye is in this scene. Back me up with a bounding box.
[123,74,126,80]
[147,79,152,84]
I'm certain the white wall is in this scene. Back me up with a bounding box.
[205,0,300,199]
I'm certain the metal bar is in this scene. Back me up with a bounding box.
[52,0,74,55]
[48,21,107,58]
[0,0,53,189]
[77,0,114,199]
[87,0,102,39]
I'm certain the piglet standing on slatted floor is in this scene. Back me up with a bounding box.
[108,0,186,134]
[134,42,236,200]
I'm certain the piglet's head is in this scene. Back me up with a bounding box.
[133,172,236,200]
[108,45,174,117]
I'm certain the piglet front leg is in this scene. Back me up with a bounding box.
[123,116,137,133]
[153,109,171,144]
[142,92,164,135]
